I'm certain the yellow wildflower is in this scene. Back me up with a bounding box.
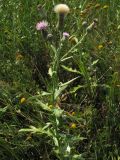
[20,97,26,104]
[70,123,77,129]
[71,112,75,116]
[98,44,104,50]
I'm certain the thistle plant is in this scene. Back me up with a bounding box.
[19,3,87,159]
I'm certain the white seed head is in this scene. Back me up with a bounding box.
[54,4,70,14]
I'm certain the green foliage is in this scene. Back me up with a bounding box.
[0,0,120,159]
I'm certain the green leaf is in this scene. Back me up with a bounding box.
[19,126,52,137]
[0,106,8,117]
[50,45,57,55]
[54,76,79,100]
[61,65,80,74]
[60,76,80,87]
[70,85,85,93]
[92,59,99,66]
[19,126,39,133]
[61,56,73,62]
[72,136,86,142]
[54,85,67,100]
[0,106,8,113]
[35,100,51,111]
[53,137,59,147]
[41,91,52,96]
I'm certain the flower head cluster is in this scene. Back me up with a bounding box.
[36,21,48,31]
[54,4,70,14]
[63,32,70,38]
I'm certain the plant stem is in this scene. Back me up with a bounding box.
[61,32,87,61]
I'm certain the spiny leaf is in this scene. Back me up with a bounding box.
[54,76,79,100]
[60,76,80,87]
[70,85,85,93]
[50,45,57,55]
[19,126,52,137]
[35,100,51,111]
[61,65,80,74]
[54,85,67,100]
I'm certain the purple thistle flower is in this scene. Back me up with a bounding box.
[36,21,48,31]
[63,32,70,38]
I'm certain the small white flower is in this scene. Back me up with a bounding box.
[66,144,71,153]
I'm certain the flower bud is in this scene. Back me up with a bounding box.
[54,4,70,29]
[82,21,88,27]
[69,35,78,44]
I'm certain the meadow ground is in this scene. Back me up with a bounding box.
[0,0,120,159]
